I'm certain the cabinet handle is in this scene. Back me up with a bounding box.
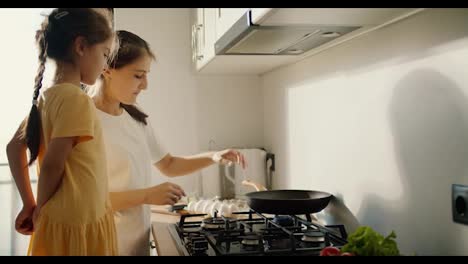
[192,23,204,63]
[195,24,203,61]
[191,24,197,62]
[149,240,156,249]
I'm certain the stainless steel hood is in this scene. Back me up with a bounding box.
[215,10,361,55]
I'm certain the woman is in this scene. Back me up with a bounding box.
[92,30,246,256]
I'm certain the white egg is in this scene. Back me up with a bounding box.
[209,201,221,217]
[218,203,232,217]
[207,202,216,217]
[228,204,239,214]
[202,201,213,214]
[187,201,195,212]
[194,200,206,213]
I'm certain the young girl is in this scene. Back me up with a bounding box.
[6,8,118,255]
[92,30,246,255]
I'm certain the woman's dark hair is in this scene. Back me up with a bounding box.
[23,8,115,165]
[109,30,156,125]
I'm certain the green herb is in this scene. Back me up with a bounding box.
[341,226,400,256]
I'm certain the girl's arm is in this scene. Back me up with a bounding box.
[7,120,36,234]
[35,137,76,210]
[6,120,35,209]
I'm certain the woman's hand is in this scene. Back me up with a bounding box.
[212,149,247,169]
[144,182,186,205]
[15,204,36,235]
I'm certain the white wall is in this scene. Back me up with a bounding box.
[262,8,468,255]
[196,75,263,151]
[115,9,262,193]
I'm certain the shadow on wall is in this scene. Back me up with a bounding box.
[357,69,468,255]
[267,9,468,190]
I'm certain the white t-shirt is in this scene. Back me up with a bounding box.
[97,108,167,256]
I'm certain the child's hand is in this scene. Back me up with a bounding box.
[32,207,41,228]
[15,205,36,235]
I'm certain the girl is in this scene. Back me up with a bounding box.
[6,8,118,255]
[93,30,246,255]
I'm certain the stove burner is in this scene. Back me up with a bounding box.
[301,230,325,243]
[241,235,261,246]
[266,238,292,249]
[201,217,237,230]
[272,215,294,227]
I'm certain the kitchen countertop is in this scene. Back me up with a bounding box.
[150,205,207,256]
[150,206,182,256]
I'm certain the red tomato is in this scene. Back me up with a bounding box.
[319,246,341,256]
[340,252,354,256]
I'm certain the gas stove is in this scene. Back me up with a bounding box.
[167,210,348,256]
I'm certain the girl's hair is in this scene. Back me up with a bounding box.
[109,30,156,125]
[23,8,115,165]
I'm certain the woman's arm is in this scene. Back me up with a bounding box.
[109,189,146,212]
[110,182,185,211]
[155,153,214,177]
[155,149,246,177]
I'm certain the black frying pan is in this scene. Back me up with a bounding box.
[243,181,332,215]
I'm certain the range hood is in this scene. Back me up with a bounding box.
[215,10,361,55]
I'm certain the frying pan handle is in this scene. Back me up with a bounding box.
[242,180,267,191]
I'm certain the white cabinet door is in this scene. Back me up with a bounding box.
[215,8,249,41]
[191,9,204,69]
[192,8,217,71]
[202,8,216,66]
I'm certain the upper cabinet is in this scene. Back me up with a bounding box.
[191,8,426,75]
[191,8,217,71]
[214,8,250,41]
[191,8,250,72]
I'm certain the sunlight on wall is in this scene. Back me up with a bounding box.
[0,8,54,163]
[286,67,405,214]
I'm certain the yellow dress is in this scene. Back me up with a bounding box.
[28,83,118,255]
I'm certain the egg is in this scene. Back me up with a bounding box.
[187,201,196,212]
[208,201,221,217]
[218,203,232,217]
[194,200,207,213]
[228,204,239,214]
[202,200,213,214]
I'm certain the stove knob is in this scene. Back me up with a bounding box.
[191,238,208,255]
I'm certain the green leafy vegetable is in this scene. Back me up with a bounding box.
[341,226,400,256]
